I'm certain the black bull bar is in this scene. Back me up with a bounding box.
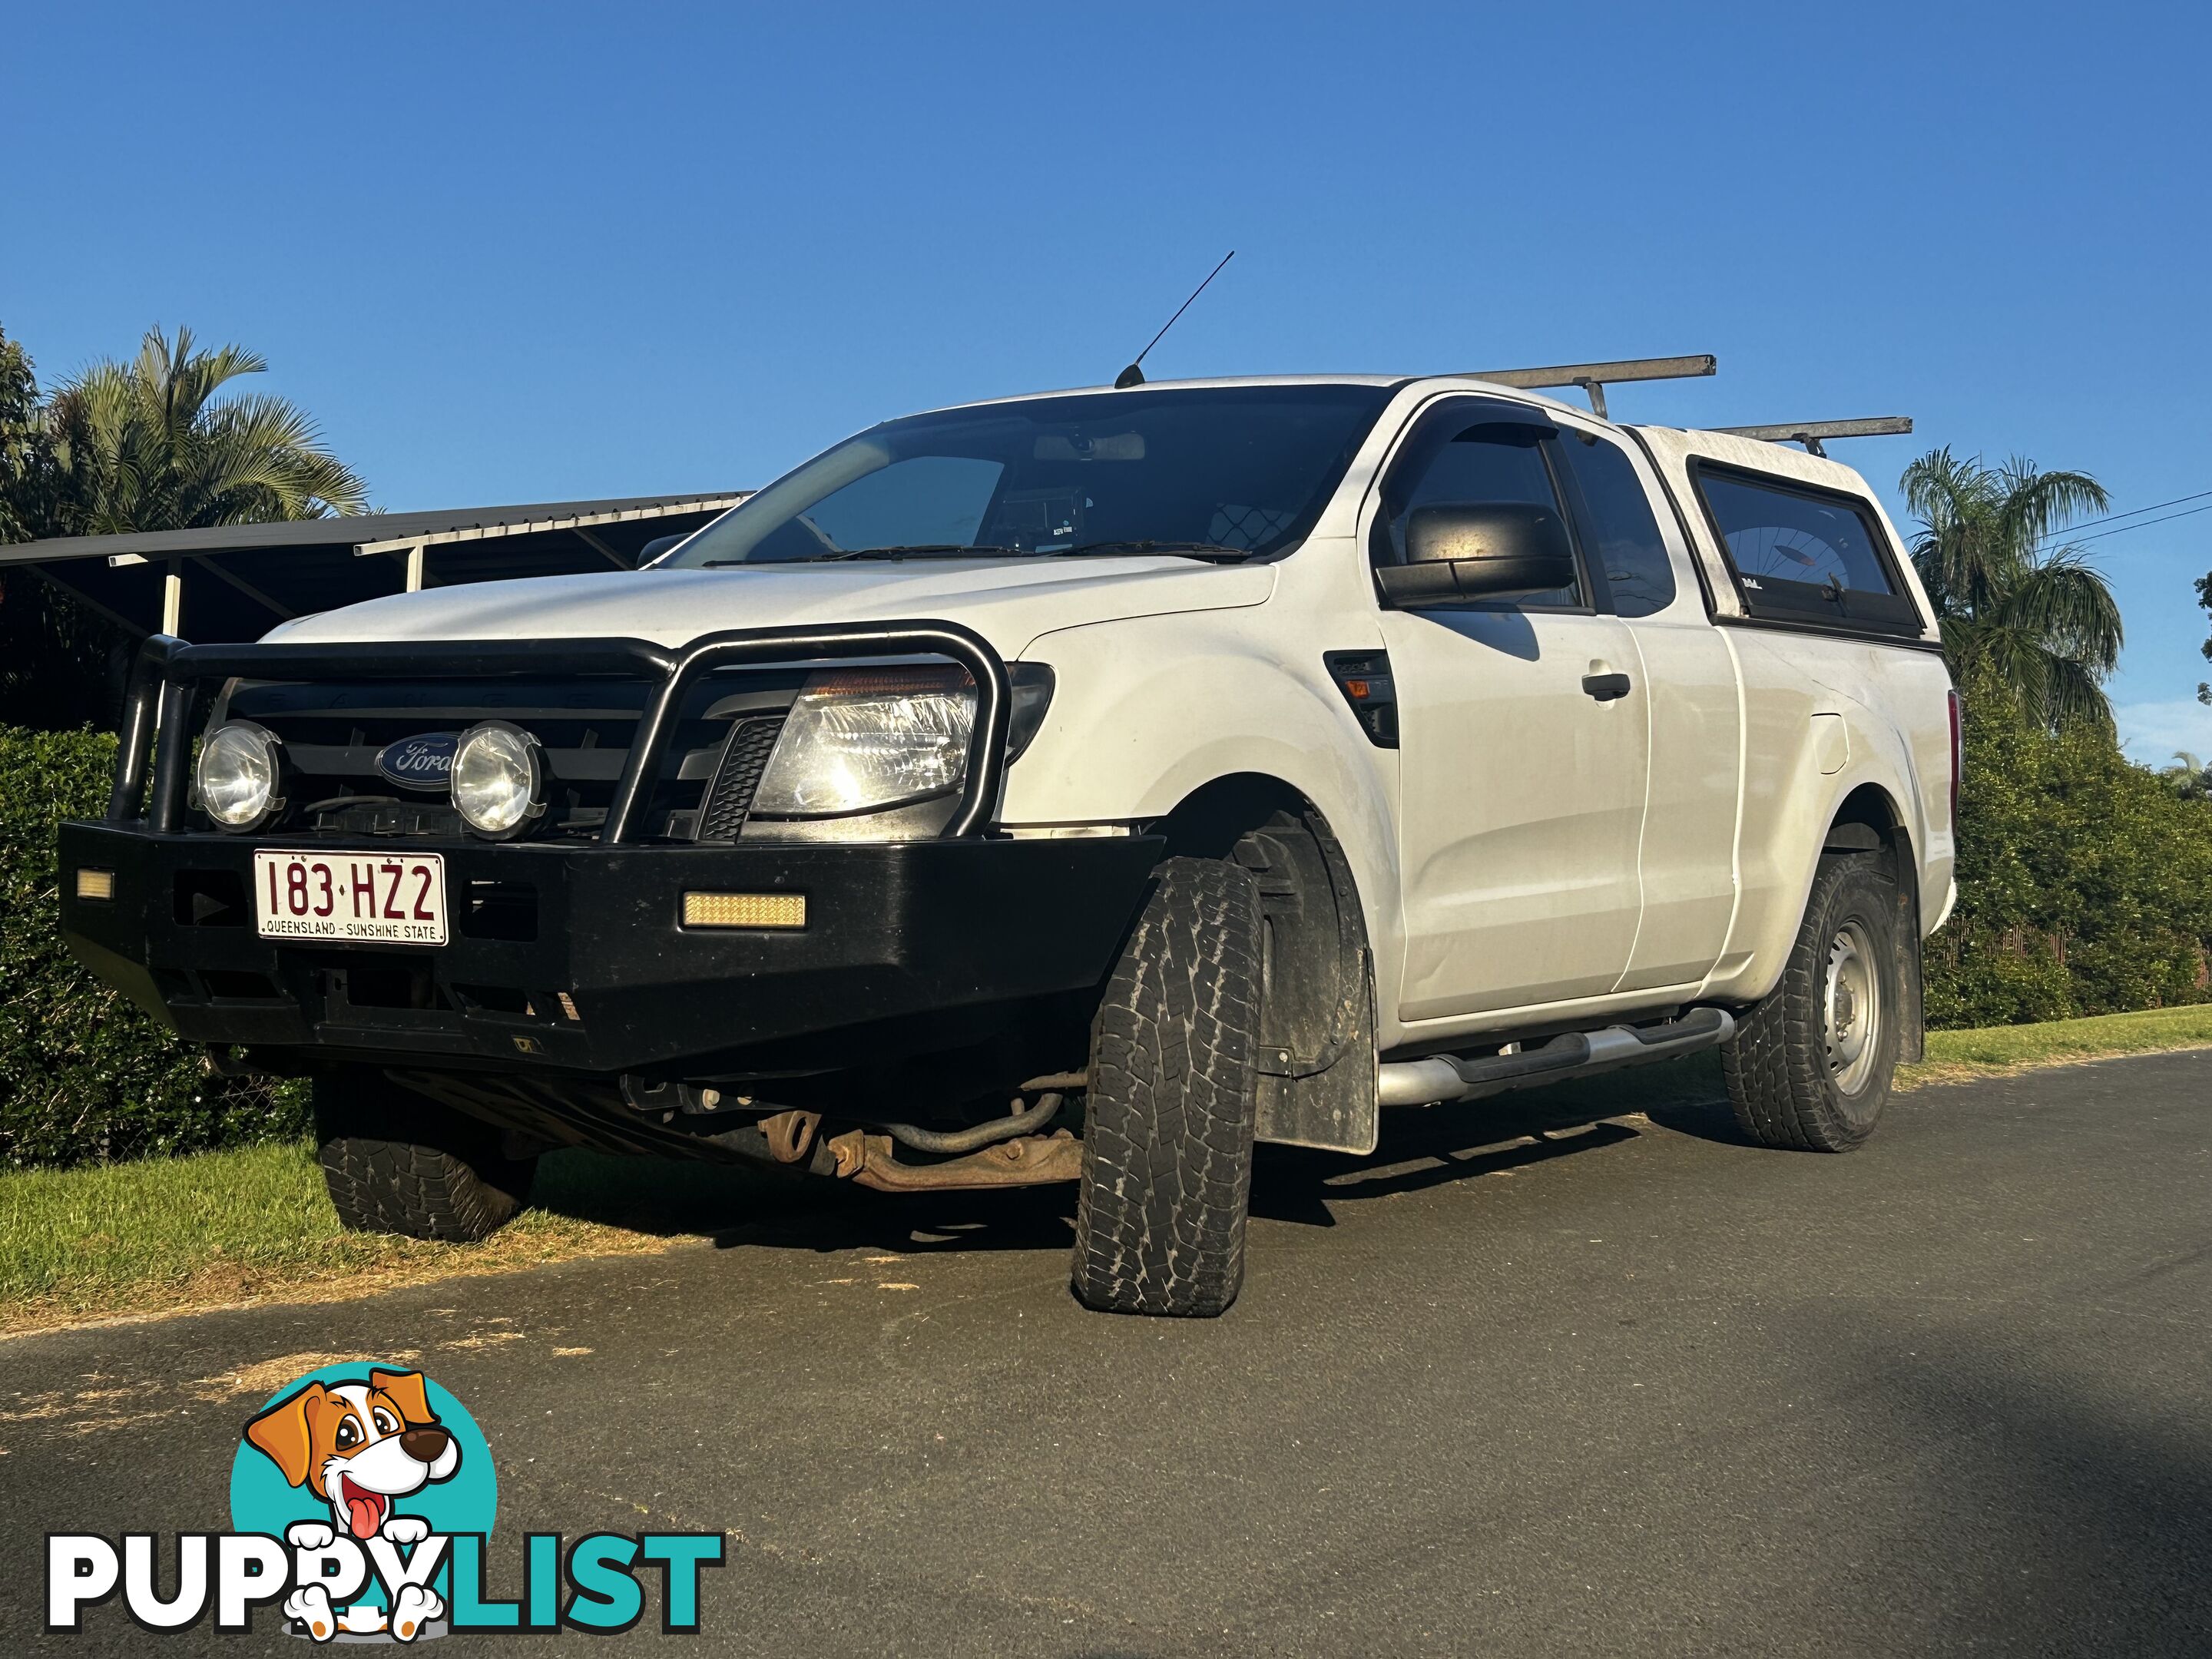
[65,620,1168,1082]
[105,619,1015,839]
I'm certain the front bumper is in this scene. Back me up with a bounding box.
[61,821,1164,1077]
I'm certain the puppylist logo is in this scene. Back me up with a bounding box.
[45,1362,723,1641]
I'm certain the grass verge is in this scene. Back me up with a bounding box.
[1908,1003,2212,1084]
[6,1003,2211,1337]
[0,1142,793,1338]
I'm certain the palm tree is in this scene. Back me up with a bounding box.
[1901,448,2121,731]
[48,325,368,534]
[2161,751,2212,801]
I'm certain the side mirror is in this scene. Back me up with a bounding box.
[1376,502,1577,608]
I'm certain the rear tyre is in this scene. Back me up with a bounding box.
[315,1069,537,1240]
[1723,853,1902,1152]
[1071,856,1263,1317]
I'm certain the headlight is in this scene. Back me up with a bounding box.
[195,721,284,831]
[751,663,1054,818]
[451,722,545,838]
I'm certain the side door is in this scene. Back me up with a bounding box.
[1372,399,1650,1020]
[1548,421,1743,993]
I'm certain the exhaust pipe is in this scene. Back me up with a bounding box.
[1377,1007,1735,1108]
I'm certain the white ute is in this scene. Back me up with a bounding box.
[64,367,1957,1317]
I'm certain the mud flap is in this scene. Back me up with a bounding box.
[1242,814,1379,1155]
[1896,869,1926,1065]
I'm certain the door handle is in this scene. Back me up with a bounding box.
[1581,672,1632,702]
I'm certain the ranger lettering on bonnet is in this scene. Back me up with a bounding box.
[245,1368,458,1641]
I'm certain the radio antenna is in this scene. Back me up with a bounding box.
[1114,250,1235,389]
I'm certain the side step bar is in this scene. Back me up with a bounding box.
[1376,1008,1736,1108]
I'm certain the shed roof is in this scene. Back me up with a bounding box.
[2,493,745,642]
[0,494,739,566]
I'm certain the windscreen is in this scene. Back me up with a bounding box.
[658,385,1395,566]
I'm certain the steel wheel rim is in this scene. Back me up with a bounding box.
[1824,920,1880,1094]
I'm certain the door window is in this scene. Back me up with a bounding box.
[1553,433,1677,618]
[1376,411,1584,608]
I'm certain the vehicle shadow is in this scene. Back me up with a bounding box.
[527,1141,1081,1258]
[1251,1049,1739,1225]
[522,1051,1742,1257]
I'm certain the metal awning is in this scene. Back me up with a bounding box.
[0,493,745,641]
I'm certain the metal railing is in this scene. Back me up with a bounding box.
[104,621,1013,843]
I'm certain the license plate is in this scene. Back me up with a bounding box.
[252,850,448,945]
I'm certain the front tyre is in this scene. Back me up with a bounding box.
[314,1068,537,1241]
[1071,856,1263,1317]
[1723,853,1902,1152]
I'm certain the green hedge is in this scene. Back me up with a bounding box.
[0,726,303,1166]
[1924,690,2212,1028]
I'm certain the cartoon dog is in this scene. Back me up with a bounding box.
[243,1368,459,1643]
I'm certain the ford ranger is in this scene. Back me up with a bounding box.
[59,373,1958,1316]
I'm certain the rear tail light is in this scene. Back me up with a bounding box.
[1946,688,1962,843]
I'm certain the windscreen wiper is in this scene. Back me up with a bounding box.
[697,545,1028,566]
[699,540,1252,565]
[1061,540,1253,563]
[812,545,1030,561]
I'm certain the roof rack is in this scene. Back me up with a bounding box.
[1450,354,1913,458]
[1457,354,1717,419]
[1710,417,1913,458]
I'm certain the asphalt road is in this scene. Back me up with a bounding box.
[5,1051,2209,1656]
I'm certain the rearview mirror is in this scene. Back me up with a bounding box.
[1376,502,1577,607]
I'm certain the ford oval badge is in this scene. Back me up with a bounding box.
[375,732,460,791]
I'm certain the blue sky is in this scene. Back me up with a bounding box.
[7,2,2208,757]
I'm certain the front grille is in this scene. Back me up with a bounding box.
[220,674,802,843]
[316,802,466,838]
[697,714,786,841]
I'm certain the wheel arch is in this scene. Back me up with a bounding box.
[1147,773,1381,1155]
[1816,780,1926,1063]
[1823,780,1912,862]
